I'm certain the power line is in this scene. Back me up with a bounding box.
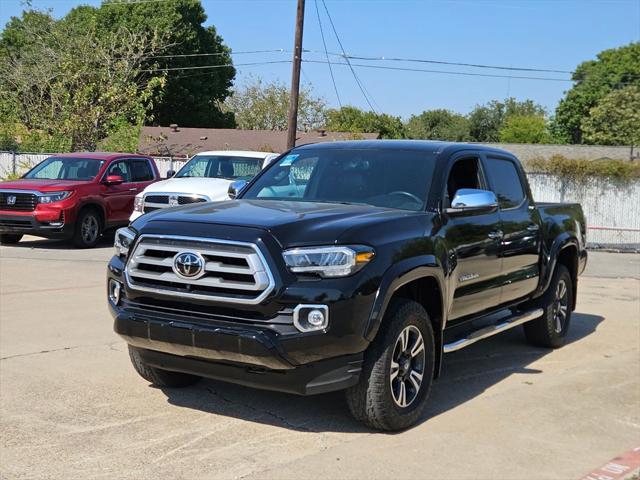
[303,59,575,82]
[320,0,378,113]
[145,49,286,59]
[139,60,291,73]
[314,0,342,108]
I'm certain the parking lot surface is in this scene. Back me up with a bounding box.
[1,237,639,479]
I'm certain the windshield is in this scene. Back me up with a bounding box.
[24,157,105,181]
[241,148,437,211]
[175,155,264,180]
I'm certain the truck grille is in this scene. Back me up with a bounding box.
[125,235,274,304]
[143,194,208,213]
[0,191,37,211]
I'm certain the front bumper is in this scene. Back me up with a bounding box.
[0,212,73,238]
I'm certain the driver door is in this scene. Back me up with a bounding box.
[442,154,503,322]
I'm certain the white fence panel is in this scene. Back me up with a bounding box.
[528,173,640,248]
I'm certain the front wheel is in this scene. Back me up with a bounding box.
[524,264,573,348]
[346,299,435,431]
[0,234,23,245]
[73,209,101,248]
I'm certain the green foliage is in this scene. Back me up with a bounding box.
[553,43,640,144]
[405,109,470,141]
[499,115,551,144]
[468,98,547,142]
[582,86,640,148]
[527,155,640,181]
[0,8,167,151]
[95,0,235,128]
[324,106,404,139]
[97,117,142,153]
[223,77,326,131]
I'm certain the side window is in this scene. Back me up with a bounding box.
[485,157,525,209]
[445,157,484,207]
[130,159,154,182]
[105,160,131,183]
[255,156,319,199]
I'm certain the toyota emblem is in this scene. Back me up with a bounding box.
[173,252,205,279]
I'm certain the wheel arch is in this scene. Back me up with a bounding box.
[77,202,106,228]
[365,257,446,379]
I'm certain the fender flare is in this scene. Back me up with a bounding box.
[364,255,446,342]
[76,201,107,227]
[536,233,579,298]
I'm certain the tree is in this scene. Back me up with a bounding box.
[553,43,640,144]
[468,98,546,142]
[499,115,551,144]
[324,106,404,139]
[405,109,470,141]
[223,77,326,131]
[95,0,236,128]
[582,86,640,155]
[0,9,166,150]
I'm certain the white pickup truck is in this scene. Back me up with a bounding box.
[130,150,279,221]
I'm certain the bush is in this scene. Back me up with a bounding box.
[526,155,640,181]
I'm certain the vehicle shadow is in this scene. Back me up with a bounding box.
[160,312,604,434]
[5,230,115,250]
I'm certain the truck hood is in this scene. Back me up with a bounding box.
[0,178,88,192]
[142,177,233,201]
[133,199,426,247]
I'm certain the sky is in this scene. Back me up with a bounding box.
[0,0,639,119]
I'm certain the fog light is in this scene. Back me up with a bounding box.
[108,279,122,305]
[293,305,329,332]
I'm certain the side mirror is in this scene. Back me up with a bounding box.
[104,175,124,186]
[446,188,498,215]
[166,170,176,178]
[228,180,248,199]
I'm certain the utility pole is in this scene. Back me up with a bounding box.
[286,0,305,150]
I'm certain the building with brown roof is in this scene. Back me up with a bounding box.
[138,126,379,157]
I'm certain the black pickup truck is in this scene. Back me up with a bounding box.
[107,141,587,431]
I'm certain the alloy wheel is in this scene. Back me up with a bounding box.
[553,279,569,333]
[390,325,426,408]
[81,215,99,244]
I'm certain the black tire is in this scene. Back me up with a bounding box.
[346,299,435,431]
[72,208,102,248]
[0,234,23,245]
[128,346,201,388]
[524,264,573,348]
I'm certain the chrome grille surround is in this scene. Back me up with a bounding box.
[124,235,275,305]
[142,192,209,213]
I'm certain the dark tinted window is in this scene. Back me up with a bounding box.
[105,160,131,183]
[242,148,437,211]
[130,160,154,181]
[486,157,525,208]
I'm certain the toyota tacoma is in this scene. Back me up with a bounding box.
[107,141,587,430]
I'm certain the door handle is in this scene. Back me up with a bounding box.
[488,230,503,240]
[527,224,540,232]
[129,188,137,192]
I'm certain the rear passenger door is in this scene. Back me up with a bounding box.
[482,155,542,305]
[443,154,503,321]
[129,158,156,193]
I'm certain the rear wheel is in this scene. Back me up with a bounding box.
[73,209,101,248]
[0,234,23,245]
[346,299,435,431]
[128,346,201,388]
[524,264,573,348]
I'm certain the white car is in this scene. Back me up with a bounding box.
[130,150,279,221]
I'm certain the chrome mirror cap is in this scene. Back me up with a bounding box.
[447,188,498,215]
[228,180,248,199]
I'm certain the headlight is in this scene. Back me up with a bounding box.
[134,196,144,212]
[38,191,72,204]
[114,227,136,257]
[283,246,375,278]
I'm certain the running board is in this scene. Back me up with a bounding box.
[443,308,544,353]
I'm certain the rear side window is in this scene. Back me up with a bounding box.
[485,157,525,209]
[130,159,154,181]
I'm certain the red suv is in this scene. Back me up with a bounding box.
[0,152,159,248]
